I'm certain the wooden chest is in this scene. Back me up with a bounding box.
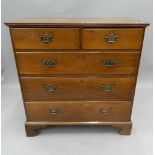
[5,18,149,136]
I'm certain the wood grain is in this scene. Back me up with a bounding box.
[20,76,135,100]
[25,101,132,122]
[11,28,80,49]
[82,28,144,49]
[16,51,140,75]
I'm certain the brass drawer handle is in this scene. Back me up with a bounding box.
[39,34,53,43]
[42,60,57,68]
[101,84,114,92]
[102,60,117,67]
[104,33,119,44]
[100,108,112,115]
[44,85,57,92]
[48,108,59,115]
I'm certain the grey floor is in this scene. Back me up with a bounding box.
[2,73,152,155]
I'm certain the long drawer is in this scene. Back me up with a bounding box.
[21,76,135,100]
[11,28,80,49]
[16,52,140,75]
[82,28,144,49]
[25,101,132,122]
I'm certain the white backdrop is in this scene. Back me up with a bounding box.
[1,0,153,84]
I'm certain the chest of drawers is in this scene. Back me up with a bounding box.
[5,18,149,136]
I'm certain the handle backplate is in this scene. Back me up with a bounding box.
[44,85,57,92]
[42,60,57,68]
[102,60,117,67]
[48,108,59,115]
[104,34,119,44]
[39,34,53,43]
[100,108,112,115]
[101,84,114,92]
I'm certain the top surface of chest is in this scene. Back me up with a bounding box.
[5,17,148,27]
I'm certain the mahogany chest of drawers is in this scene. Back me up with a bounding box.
[5,18,149,136]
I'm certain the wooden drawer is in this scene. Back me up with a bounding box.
[82,28,144,49]
[21,76,135,100]
[25,101,132,122]
[11,28,80,49]
[16,52,140,75]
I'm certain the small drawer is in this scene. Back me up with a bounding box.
[11,28,80,49]
[16,51,140,75]
[25,101,132,122]
[21,76,135,100]
[82,28,144,49]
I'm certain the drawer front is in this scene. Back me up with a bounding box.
[82,28,144,49]
[21,77,135,100]
[25,101,131,122]
[11,28,80,49]
[16,52,140,75]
